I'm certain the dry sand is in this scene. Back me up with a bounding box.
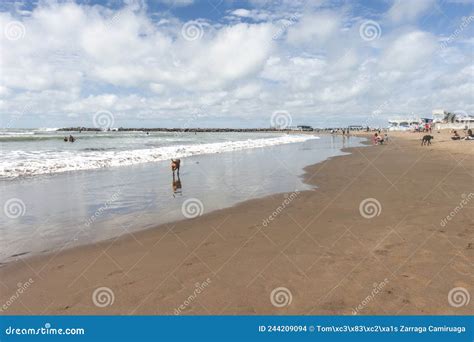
[1,130,472,315]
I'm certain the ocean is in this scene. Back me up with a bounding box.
[0,129,315,179]
[0,129,364,263]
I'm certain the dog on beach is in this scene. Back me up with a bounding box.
[171,159,180,174]
[421,135,434,146]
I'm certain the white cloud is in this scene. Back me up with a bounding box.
[286,11,341,45]
[381,31,437,70]
[228,8,272,21]
[149,83,165,94]
[234,82,261,99]
[387,0,436,23]
[158,0,195,7]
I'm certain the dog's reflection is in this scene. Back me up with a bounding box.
[172,173,182,197]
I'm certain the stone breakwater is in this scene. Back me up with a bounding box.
[57,127,297,132]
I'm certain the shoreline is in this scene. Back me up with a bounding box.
[0,131,472,315]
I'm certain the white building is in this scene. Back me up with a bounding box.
[388,116,421,131]
[432,109,446,123]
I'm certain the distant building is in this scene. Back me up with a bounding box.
[388,117,421,131]
[455,114,474,123]
[432,109,473,127]
[432,109,447,123]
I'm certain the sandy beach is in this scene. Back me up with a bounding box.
[0,131,472,315]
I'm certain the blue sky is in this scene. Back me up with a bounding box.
[0,0,472,128]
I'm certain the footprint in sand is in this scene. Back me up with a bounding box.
[374,249,389,256]
[107,270,124,277]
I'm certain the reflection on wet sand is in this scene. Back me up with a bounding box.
[172,173,182,197]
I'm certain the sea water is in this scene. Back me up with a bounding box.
[0,130,364,263]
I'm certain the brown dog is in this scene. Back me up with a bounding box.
[171,159,180,174]
[421,135,434,146]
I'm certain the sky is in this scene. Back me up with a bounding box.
[0,0,472,128]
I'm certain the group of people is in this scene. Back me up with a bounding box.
[63,135,75,142]
[451,129,473,141]
[373,132,388,145]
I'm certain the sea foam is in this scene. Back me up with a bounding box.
[1,135,317,179]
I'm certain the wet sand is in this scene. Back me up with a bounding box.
[1,130,472,315]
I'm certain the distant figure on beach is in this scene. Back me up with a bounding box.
[373,133,384,145]
[464,129,473,140]
[63,137,68,142]
[451,130,461,141]
[372,133,378,145]
[68,135,75,142]
[171,159,180,175]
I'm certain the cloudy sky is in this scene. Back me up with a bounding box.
[0,0,472,128]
